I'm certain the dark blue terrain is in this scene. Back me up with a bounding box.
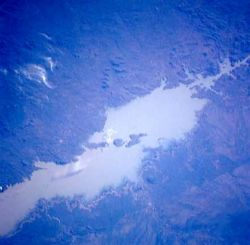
[0,0,250,244]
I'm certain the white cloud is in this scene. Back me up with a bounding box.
[44,57,55,71]
[18,64,52,88]
[39,32,52,41]
[0,68,8,75]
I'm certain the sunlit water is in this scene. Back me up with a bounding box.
[0,56,249,236]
